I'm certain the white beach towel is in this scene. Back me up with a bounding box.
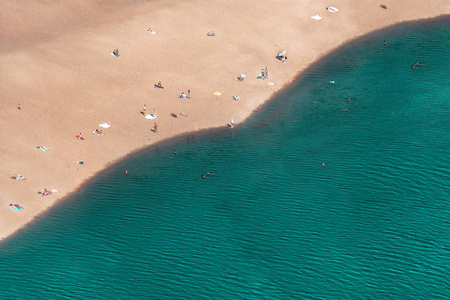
[99,122,111,128]
[144,114,157,120]
[327,7,339,13]
[311,15,322,20]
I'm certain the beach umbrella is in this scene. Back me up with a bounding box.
[277,50,287,56]
[212,91,221,96]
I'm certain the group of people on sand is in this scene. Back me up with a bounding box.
[155,81,164,89]
[257,67,269,80]
[179,89,191,99]
[9,203,24,210]
[236,74,245,82]
[39,189,53,196]
[93,129,104,136]
[112,49,120,57]
[11,174,26,180]
[276,54,287,63]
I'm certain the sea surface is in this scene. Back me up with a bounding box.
[1,18,449,299]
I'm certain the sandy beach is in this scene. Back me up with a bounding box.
[1,0,448,241]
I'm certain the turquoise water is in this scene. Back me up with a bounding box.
[1,18,449,299]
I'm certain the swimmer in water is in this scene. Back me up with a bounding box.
[173,150,177,154]
[343,108,348,111]
[125,170,128,176]
[346,98,351,102]
[321,163,326,167]
[384,40,387,45]
[202,174,207,179]
[312,101,318,104]
[206,171,215,175]
[411,65,417,70]
[415,62,424,66]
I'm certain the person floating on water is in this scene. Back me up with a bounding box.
[125,170,128,176]
[173,150,177,154]
[384,40,387,45]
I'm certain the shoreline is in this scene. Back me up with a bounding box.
[1,0,449,243]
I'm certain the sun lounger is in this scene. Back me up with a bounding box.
[99,122,111,128]
[37,146,49,151]
[311,15,322,20]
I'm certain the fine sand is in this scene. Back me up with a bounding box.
[1,0,448,241]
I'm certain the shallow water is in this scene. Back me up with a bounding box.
[1,17,449,299]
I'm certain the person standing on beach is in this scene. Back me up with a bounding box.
[265,67,268,78]
[188,89,191,99]
[17,103,22,110]
[144,104,146,113]
[153,122,158,132]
